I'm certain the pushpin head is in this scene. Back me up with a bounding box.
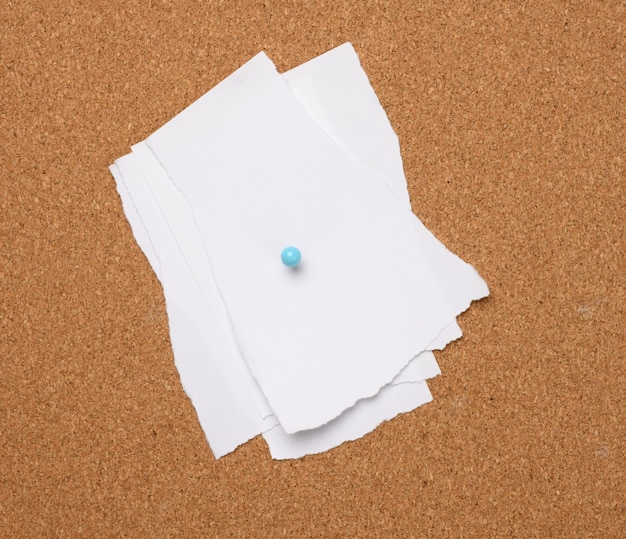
[281,246,302,268]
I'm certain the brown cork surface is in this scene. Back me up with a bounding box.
[1,1,624,537]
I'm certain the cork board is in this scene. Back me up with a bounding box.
[1,1,624,537]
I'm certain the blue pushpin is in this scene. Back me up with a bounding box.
[281,246,302,268]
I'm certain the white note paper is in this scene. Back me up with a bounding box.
[110,43,488,459]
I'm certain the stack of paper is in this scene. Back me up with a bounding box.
[110,43,488,459]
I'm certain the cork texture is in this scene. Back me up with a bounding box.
[1,1,624,537]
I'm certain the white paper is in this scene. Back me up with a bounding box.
[264,380,434,460]
[283,43,411,207]
[110,43,488,458]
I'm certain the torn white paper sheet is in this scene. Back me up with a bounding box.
[110,42,488,458]
[282,43,411,207]
[264,380,434,460]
